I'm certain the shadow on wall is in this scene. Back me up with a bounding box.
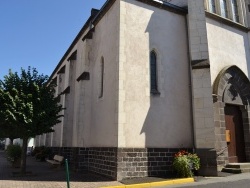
[126,0,192,177]
[141,2,192,147]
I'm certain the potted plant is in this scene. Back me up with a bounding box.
[173,150,200,178]
[6,144,22,168]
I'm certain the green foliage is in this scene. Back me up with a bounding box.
[33,146,52,161]
[0,67,63,139]
[187,153,200,171]
[6,144,22,161]
[0,67,63,173]
[173,155,192,178]
[173,150,200,178]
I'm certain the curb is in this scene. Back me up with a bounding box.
[100,178,194,188]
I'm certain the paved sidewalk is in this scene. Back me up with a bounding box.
[2,150,250,188]
[0,150,123,188]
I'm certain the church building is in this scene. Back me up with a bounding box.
[35,0,250,180]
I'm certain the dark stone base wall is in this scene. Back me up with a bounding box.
[88,148,117,179]
[48,147,200,180]
[50,147,118,179]
[116,148,192,180]
[50,147,88,171]
[196,148,218,176]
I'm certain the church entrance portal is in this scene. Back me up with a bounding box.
[213,65,250,168]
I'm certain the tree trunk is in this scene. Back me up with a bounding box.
[20,138,28,174]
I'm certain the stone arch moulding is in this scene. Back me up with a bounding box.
[213,65,250,105]
[212,65,250,167]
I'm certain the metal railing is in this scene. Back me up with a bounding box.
[217,146,228,156]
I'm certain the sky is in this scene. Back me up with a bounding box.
[0,0,106,80]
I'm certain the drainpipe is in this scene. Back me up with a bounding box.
[185,14,196,154]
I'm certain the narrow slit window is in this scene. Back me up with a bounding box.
[221,0,229,18]
[99,57,104,98]
[209,0,216,13]
[231,0,239,22]
[150,51,159,94]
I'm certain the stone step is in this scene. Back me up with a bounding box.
[222,168,242,174]
[225,163,250,169]
[222,168,250,173]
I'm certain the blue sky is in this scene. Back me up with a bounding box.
[0,0,106,79]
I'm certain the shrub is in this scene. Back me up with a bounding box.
[31,146,42,156]
[187,153,200,171]
[6,144,22,162]
[34,146,51,161]
[173,150,200,178]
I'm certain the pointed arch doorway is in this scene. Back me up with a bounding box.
[213,65,250,166]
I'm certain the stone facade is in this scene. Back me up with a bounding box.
[35,0,250,180]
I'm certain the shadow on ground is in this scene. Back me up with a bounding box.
[0,151,113,182]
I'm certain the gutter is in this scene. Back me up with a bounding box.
[185,14,196,153]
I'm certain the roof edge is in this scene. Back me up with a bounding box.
[49,0,187,82]
[48,0,115,82]
[136,0,188,15]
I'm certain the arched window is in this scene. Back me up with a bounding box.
[99,57,104,98]
[150,51,159,94]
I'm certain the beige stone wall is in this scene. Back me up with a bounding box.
[86,0,120,147]
[187,0,216,150]
[53,73,65,147]
[192,68,215,148]
[188,0,209,61]
[36,0,120,148]
[206,17,250,83]
[73,40,92,147]
[118,0,192,148]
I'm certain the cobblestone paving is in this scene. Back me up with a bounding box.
[0,151,123,188]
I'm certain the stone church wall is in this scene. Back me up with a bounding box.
[206,17,250,83]
[117,0,193,148]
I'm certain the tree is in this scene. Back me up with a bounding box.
[0,67,63,173]
[0,125,18,145]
